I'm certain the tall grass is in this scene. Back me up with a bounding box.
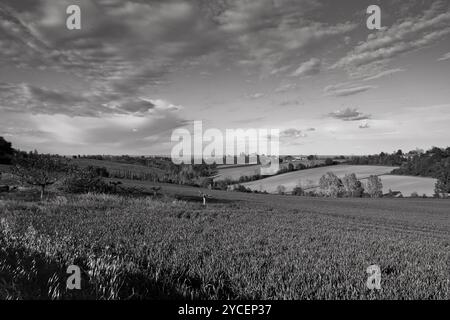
[0,194,448,299]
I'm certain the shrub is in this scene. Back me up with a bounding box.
[292,186,305,196]
[276,185,286,195]
[234,185,252,193]
[59,166,111,194]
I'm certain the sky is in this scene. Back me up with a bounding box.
[0,0,450,156]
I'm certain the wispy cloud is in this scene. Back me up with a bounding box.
[246,92,265,99]
[274,83,297,93]
[291,58,321,77]
[363,68,406,81]
[437,52,450,61]
[333,1,450,73]
[328,108,371,121]
[280,128,307,139]
[324,85,376,97]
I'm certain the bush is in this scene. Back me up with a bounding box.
[234,185,252,193]
[276,185,286,195]
[292,186,305,196]
[410,192,419,198]
[59,166,111,194]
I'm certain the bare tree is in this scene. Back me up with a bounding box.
[151,186,161,197]
[13,155,67,199]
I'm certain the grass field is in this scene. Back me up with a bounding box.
[366,175,437,197]
[0,185,449,300]
[213,164,261,181]
[241,165,397,193]
[284,175,438,197]
[213,160,326,181]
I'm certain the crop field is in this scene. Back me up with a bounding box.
[213,159,326,181]
[369,175,437,197]
[213,164,261,181]
[241,165,397,193]
[0,188,448,300]
[281,175,437,197]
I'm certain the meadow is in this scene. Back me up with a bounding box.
[1,189,448,300]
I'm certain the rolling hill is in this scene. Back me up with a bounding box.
[238,164,438,196]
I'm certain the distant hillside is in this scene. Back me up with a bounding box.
[69,158,165,180]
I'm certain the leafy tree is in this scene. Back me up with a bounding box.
[366,175,383,198]
[13,154,69,199]
[342,173,364,197]
[434,164,450,198]
[0,136,14,164]
[319,172,343,197]
[59,165,111,194]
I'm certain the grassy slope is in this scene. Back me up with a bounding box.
[213,160,326,181]
[238,164,438,196]
[213,164,260,181]
[1,182,449,300]
[375,175,437,196]
[241,165,396,192]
